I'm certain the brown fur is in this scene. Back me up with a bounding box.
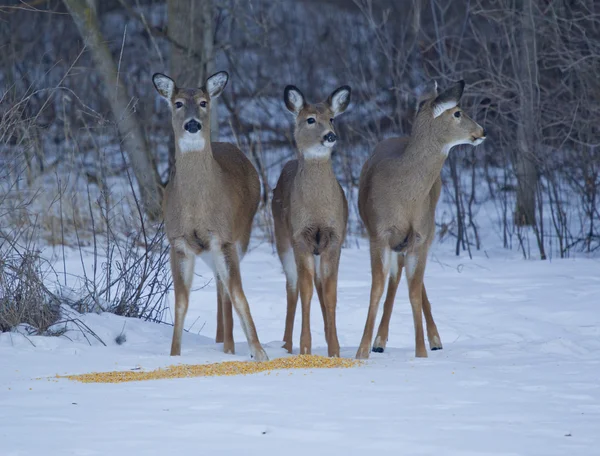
[272,85,351,357]
[153,72,267,360]
[356,81,486,359]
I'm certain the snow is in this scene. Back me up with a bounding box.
[1,242,600,455]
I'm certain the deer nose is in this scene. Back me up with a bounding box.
[482,128,487,137]
[324,132,337,143]
[184,119,201,134]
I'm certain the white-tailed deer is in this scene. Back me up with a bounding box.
[355,80,486,359]
[153,71,268,361]
[272,84,351,357]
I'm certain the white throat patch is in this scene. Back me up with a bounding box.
[441,135,486,156]
[303,145,332,160]
[441,139,471,156]
[178,133,206,153]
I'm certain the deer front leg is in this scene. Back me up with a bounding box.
[217,278,235,354]
[373,254,403,353]
[214,242,268,361]
[356,242,390,359]
[295,252,314,355]
[282,280,299,353]
[405,253,427,358]
[281,248,299,354]
[321,252,340,358]
[422,283,442,350]
[170,240,195,356]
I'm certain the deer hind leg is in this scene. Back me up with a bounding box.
[313,255,328,339]
[295,251,315,355]
[217,277,235,354]
[422,283,442,350]
[372,252,403,353]
[213,241,268,361]
[280,248,299,353]
[405,251,428,358]
[356,242,390,359]
[216,281,224,343]
[170,240,195,356]
[321,250,341,358]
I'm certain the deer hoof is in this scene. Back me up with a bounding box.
[356,347,371,359]
[429,335,443,350]
[250,346,269,362]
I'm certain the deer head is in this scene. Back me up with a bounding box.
[284,85,351,159]
[415,80,486,155]
[152,71,229,153]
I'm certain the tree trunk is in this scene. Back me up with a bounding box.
[63,0,162,220]
[514,0,538,227]
[167,0,217,136]
[166,0,217,174]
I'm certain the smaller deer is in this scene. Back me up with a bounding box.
[272,84,351,357]
[153,71,267,361]
[356,80,486,359]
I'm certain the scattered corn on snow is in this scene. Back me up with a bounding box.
[61,355,363,383]
[2,243,600,455]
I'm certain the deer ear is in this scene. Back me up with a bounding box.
[416,80,438,100]
[284,85,305,116]
[328,85,351,117]
[432,80,465,118]
[206,71,229,99]
[415,80,438,111]
[153,73,175,99]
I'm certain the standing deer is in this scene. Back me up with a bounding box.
[272,84,351,357]
[152,71,268,361]
[355,80,486,359]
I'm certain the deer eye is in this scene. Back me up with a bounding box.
[454,111,461,118]
[330,118,334,123]
[175,101,183,109]
[307,118,316,124]
[200,101,207,108]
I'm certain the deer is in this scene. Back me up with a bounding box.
[355,80,486,359]
[271,84,351,357]
[152,71,268,361]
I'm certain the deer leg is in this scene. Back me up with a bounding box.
[405,252,428,358]
[321,252,340,358]
[217,278,235,354]
[214,242,268,361]
[422,283,442,350]
[314,256,328,339]
[170,240,195,356]
[216,279,224,343]
[281,249,299,353]
[373,253,403,353]
[296,252,314,355]
[356,243,390,359]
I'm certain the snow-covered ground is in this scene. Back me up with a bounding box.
[1,242,599,455]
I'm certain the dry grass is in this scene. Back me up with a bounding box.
[57,355,364,383]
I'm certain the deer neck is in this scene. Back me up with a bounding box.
[173,135,217,185]
[297,151,335,177]
[404,130,448,188]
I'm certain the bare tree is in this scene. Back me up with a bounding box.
[63,0,163,220]
[514,0,539,229]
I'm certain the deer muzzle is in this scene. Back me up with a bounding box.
[323,132,337,145]
[184,119,201,134]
